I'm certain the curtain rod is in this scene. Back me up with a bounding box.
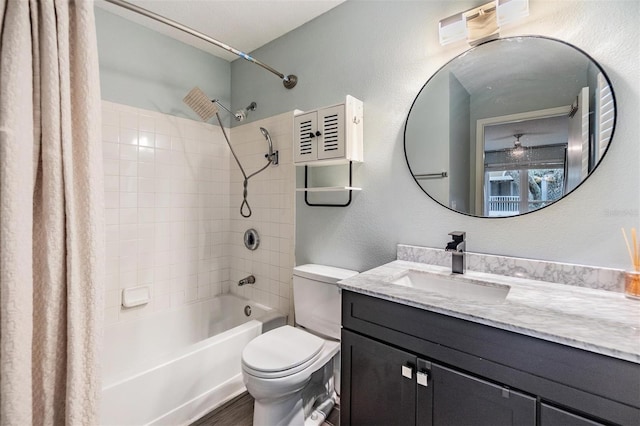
[102,0,298,89]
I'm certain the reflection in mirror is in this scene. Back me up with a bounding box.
[404,36,616,218]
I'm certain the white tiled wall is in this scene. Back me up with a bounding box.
[228,112,296,319]
[101,102,295,323]
[101,101,231,324]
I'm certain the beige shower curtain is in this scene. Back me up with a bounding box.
[0,0,104,424]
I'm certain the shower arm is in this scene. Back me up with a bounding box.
[103,0,298,89]
[212,100,233,115]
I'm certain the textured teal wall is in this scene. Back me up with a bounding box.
[231,0,640,271]
[95,7,231,125]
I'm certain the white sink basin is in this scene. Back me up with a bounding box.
[391,270,510,303]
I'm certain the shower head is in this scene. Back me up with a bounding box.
[183,87,249,124]
[260,127,273,155]
[183,87,218,122]
[260,127,278,165]
[235,102,257,122]
[234,110,247,122]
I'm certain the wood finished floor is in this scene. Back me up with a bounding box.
[190,392,339,426]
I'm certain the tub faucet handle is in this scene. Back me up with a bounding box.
[238,275,256,286]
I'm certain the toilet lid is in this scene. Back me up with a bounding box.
[242,326,324,374]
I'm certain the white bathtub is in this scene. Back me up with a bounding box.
[101,294,285,426]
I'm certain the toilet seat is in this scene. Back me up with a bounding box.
[242,326,325,379]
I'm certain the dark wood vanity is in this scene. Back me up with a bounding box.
[340,291,640,426]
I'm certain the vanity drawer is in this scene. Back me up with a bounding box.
[342,290,640,425]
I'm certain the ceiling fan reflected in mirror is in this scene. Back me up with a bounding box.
[487,133,531,157]
[510,133,526,156]
[511,133,524,147]
[492,131,553,156]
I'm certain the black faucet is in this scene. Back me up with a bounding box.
[445,231,466,274]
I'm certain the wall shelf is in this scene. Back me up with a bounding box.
[296,186,362,192]
[301,161,358,207]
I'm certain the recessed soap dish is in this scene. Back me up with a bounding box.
[122,286,151,308]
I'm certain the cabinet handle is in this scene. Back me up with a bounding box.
[308,132,315,138]
[417,371,429,387]
[315,131,322,137]
[401,364,413,379]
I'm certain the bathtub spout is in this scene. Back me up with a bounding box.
[238,275,256,286]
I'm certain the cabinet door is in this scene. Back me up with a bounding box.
[317,104,345,160]
[416,358,434,426]
[432,364,536,426]
[540,403,605,426]
[341,330,416,426]
[294,112,317,162]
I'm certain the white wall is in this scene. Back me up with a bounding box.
[231,0,640,272]
[228,112,296,318]
[449,73,470,212]
[405,68,450,206]
[101,101,231,323]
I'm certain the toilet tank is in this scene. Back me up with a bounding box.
[293,264,359,340]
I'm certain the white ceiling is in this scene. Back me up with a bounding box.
[96,0,346,61]
[449,37,590,97]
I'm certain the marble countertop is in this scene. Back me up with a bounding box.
[338,260,640,364]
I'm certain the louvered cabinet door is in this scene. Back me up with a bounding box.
[294,112,318,163]
[317,104,345,160]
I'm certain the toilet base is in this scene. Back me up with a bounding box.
[304,391,337,426]
[253,395,304,426]
[249,357,338,426]
[252,390,338,426]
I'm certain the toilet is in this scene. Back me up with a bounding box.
[241,264,358,426]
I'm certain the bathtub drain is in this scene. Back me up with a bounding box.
[244,305,252,317]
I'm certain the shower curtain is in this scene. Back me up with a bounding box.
[0,0,104,424]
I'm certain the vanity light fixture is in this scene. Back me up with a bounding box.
[438,0,529,46]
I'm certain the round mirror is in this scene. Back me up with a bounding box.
[404,36,616,218]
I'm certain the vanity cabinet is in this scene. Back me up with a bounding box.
[431,363,536,426]
[341,291,640,426]
[342,330,420,425]
[539,403,605,426]
[342,330,536,426]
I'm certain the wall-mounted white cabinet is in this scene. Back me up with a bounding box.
[294,95,363,165]
[294,96,364,204]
